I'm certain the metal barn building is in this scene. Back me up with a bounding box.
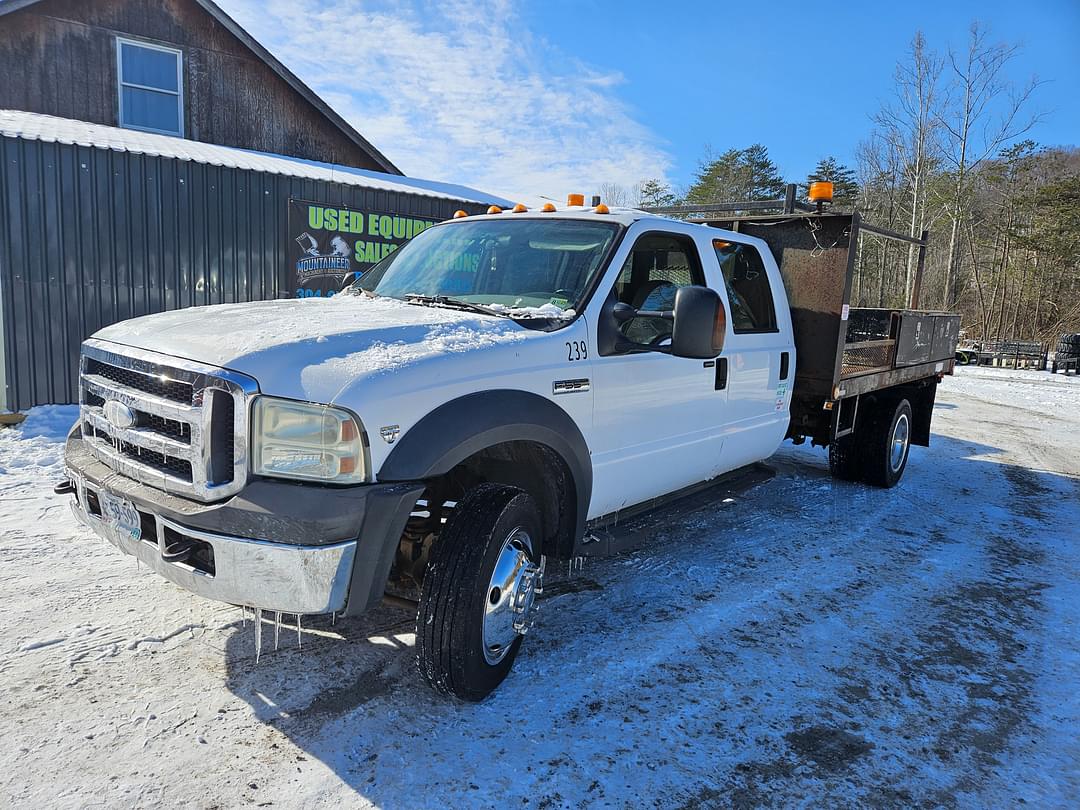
[0,110,509,411]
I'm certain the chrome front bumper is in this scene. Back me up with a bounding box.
[68,474,356,614]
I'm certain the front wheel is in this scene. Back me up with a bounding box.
[416,483,545,701]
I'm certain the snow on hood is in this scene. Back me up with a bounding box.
[93,295,528,402]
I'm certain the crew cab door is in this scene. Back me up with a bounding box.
[586,225,729,518]
[709,237,794,469]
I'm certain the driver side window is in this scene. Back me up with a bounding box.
[613,232,706,345]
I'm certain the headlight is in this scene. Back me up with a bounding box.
[252,397,366,484]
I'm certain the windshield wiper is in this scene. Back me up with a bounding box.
[403,294,508,318]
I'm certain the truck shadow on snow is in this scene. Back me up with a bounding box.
[220,433,1080,806]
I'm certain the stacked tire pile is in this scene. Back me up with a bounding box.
[1057,333,1080,361]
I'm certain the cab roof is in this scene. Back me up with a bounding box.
[449,205,678,228]
[441,204,748,242]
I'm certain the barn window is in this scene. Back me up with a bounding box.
[116,38,183,136]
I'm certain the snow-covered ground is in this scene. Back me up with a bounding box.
[1,366,1079,808]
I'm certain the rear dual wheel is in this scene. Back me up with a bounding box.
[416,483,545,701]
[828,398,912,488]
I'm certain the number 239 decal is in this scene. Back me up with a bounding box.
[565,340,588,362]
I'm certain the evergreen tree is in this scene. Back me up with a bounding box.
[685,145,786,204]
[637,178,678,208]
[805,157,860,207]
[742,144,787,200]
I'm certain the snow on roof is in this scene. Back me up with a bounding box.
[0,109,512,206]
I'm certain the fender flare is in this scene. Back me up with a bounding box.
[377,390,592,548]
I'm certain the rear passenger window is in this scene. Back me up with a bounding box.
[613,233,705,345]
[714,240,777,333]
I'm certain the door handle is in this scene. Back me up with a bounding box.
[779,351,790,381]
[714,357,728,390]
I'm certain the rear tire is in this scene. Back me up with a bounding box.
[416,483,544,701]
[859,398,912,488]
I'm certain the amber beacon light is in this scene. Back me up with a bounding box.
[566,193,585,207]
[807,181,834,203]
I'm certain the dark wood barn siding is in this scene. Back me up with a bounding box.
[0,0,384,169]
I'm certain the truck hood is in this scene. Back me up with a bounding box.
[93,295,532,402]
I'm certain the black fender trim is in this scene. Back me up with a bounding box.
[378,390,593,551]
[343,482,426,616]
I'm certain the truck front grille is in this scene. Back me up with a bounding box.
[84,357,194,403]
[78,339,258,502]
[82,421,195,481]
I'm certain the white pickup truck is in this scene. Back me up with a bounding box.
[60,198,959,700]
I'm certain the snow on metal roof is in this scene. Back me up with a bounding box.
[0,110,512,206]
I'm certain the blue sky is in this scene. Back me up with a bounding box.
[221,0,1079,200]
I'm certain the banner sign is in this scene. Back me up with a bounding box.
[287,199,439,297]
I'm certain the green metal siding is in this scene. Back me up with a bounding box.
[0,134,484,410]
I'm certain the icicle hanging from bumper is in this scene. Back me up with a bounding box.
[254,608,263,663]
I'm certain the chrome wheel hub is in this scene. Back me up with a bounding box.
[482,528,544,666]
[890,412,910,472]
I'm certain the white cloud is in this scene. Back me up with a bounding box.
[218,0,670,200]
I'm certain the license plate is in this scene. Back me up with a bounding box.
[98,491,142,541]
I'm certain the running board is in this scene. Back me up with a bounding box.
[578,463,776,559]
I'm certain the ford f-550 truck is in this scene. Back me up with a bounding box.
[59,193,959,700]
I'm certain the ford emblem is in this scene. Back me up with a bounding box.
[103,399,136,430]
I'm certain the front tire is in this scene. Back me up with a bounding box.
[416,483,544,701]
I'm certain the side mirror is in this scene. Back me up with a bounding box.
[670,286,726,359]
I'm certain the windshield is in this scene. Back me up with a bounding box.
[355,218,621,316]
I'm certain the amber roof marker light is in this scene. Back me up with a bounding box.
[452,210,468,219]
[540,202,557,212]
[512,203,528,213]
[594,203,610,214]
[486,205,503,214]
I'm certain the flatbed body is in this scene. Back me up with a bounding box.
[697,212,960,445]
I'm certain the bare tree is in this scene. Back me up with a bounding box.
[855,137,906,306]
[937,22,1042,308]
[873,32,943,303]
[598,182,635,207]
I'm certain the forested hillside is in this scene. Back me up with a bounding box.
[615,25,1079,343]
